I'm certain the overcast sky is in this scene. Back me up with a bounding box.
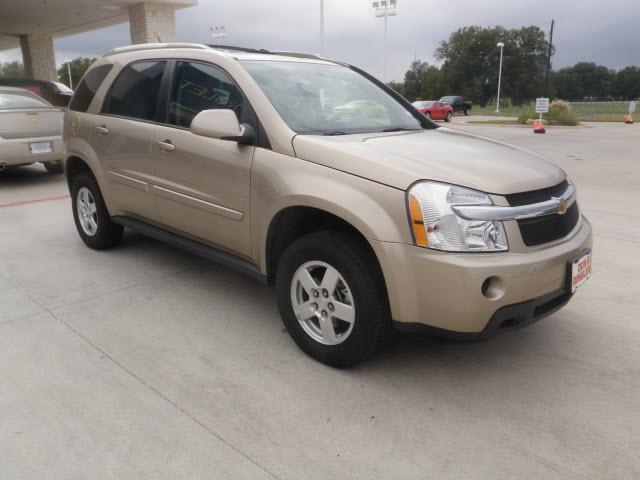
[2,0,639,81]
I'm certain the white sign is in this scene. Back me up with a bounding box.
[535,97,550,113]
[630,101,636,113]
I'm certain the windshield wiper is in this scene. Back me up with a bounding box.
[323,131,347,136]
[380,127,420,133]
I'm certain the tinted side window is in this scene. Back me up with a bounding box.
[69,64,113,112]
[168,61,244,128]
[102,61,166,121]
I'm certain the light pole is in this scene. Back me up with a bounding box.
[495,42,504,114]
[372,0,398,83]
[319,0,325,56]
[63,60,73,90]
[209,25,227,45]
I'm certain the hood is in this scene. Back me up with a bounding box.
[292,128,566,194]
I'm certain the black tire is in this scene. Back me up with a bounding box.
[463,108,469,116]
[276,230,391,367]
[70,172,123,250]
[43,161,63,174]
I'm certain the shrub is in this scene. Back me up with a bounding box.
[545,100,579,126]
[517,100,579,126]
[517,113,533,124]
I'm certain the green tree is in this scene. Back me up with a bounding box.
[387,80,405,96]
[402,60,429,101]
[612,66,640,100]
[436,25,550,106]
[57,57,96,89]
[552,63,614,100]
[0,61,25,78]
[420,65,446,100]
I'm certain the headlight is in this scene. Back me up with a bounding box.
[407,181,508,252]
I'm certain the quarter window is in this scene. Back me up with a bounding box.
[102,61,166,121]
[69,64,113,112]
[168,61,244,128]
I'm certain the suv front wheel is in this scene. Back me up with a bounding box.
[71,172,123,250]
[276,230,391,367]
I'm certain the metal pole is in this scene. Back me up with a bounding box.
[545,19,555,98]
[67,62,73,90]
[319,0,325,56]
[496,45,503,113]
[383,12,388,82]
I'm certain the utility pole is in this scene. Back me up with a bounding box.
[495,42,504,113]
[209,25,227,45]
[66,61,73,90]
[319,0,325,56]
[545,19,554,98]
[372,0,398,83]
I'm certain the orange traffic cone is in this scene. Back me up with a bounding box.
[624,115,634,124]
[533,120,546,134]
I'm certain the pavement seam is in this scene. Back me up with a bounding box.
[593,232,640,246]
[38,304,282,480]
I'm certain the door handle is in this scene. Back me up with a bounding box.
[157,140,176,152]
[96,125,109,135]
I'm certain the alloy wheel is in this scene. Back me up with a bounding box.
[77,187,98,236]
[290,260,355,345]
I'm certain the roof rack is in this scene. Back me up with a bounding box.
[103,43,328,62]
[104,43,209,56]
[210,45,325,61]
[208,45,273,55]
[272,51,325,60]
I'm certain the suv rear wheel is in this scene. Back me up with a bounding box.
[71,172,123,250]
[275,230,391,367]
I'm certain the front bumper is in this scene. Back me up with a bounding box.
[0,135,63,167]
[370,215,592,335]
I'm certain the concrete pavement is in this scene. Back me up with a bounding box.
[1,123,639,479]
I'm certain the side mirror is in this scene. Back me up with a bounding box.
[190,109,256,145]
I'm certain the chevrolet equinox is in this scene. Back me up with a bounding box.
[63,43,593,366]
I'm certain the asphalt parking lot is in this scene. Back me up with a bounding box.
[1,121,639,479]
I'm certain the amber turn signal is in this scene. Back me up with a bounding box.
[408,193,429,247]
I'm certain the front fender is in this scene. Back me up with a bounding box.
[251,149,412,272]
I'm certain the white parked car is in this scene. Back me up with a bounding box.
[0,86,64,173]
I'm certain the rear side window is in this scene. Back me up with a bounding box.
[102,61,166,121]
[167,61,244,128]
[0,91,50,109]
[69,64,113,112]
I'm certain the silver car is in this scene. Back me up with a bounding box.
[0,86,64,173]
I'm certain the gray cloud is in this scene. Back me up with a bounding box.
[2,0,639,81]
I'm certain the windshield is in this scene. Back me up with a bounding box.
[0,91,50,109]
[242,60,421,135]
[439,96,454,103]
[413,101,434,107]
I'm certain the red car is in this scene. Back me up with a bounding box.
[412,100,453,122]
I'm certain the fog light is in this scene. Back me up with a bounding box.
[481,276,505,300]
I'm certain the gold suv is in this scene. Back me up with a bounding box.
[63,44,592,366]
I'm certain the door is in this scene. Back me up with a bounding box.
[152,60,255,258]
[90,60,167,220]
[432,102,445,120]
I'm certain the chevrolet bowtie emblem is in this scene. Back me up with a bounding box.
[556,198,568,215]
